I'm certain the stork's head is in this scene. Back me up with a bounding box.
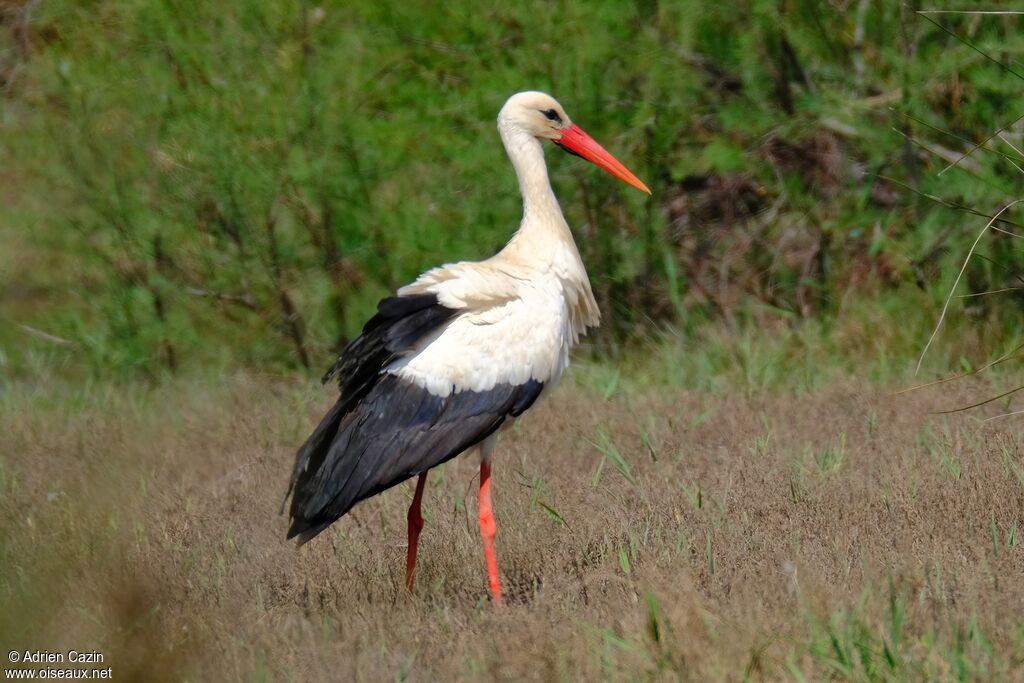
[498,91,651,195]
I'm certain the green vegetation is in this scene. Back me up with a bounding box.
[3,0,1023,379]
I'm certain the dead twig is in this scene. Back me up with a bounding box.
[18,324,76,347]
[185,287,259,311]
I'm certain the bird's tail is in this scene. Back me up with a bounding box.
[280,398,346,517]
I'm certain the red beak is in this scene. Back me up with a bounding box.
[553,123,651,195]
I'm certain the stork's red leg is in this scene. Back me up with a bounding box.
[405,472,428,591]
[479,461,503,604]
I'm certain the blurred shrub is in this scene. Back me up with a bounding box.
[3,0,1023,374]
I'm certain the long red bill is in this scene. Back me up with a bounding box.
[553,123,651,195]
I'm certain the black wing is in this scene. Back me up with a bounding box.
[286,374,543,543]
[283,292,544,544]
[283,294,456,507]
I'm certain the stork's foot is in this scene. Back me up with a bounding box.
[479,461,503,605]
[405,472,428,591]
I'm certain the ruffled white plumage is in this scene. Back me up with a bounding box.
[390,246,597,397]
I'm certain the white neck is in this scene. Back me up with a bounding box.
[493,110,602,333]
[498,121,566,231]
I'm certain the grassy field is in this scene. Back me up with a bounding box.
[2,365,1023,681]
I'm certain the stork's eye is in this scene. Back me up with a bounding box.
[541,109,562,123]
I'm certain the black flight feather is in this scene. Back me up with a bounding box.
[282,293,457,513]
[282,291,545,544]
[287,375,544,544]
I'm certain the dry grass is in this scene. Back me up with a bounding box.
[2,372,1024,681]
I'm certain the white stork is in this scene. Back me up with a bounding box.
[284,91,650,604]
